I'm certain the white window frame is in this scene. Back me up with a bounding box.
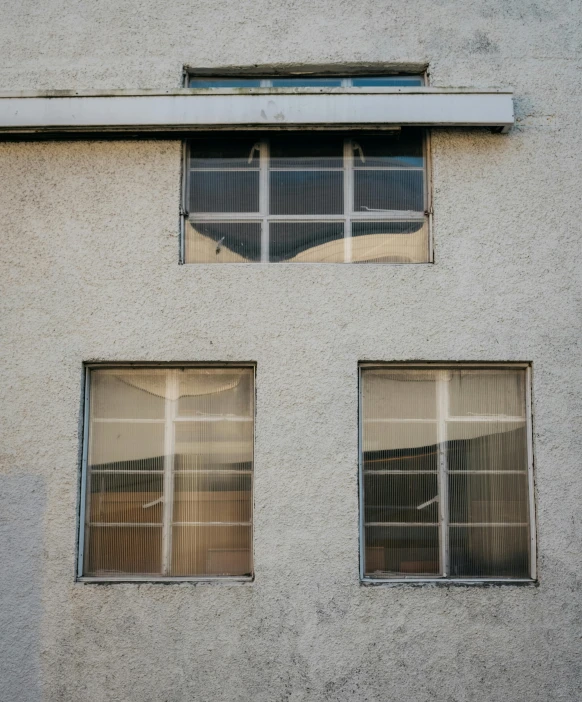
[77,363,255,583]
[358,362,537,584]
[181,131,432,264]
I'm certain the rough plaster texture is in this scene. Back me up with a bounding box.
[0,1,581,700]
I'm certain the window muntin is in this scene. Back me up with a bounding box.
[187,75,425,88]
[184,130,429,264]
[79,366,254,580]
[360,365,535,581]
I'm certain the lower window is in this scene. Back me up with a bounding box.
[359,364,535,581]
[78,365,254,580]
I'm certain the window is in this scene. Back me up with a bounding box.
[78,366,254,581]
[359,365,535,581]
[183,130,429,263]
[187,75,425,88]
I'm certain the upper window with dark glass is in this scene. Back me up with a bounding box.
[187,75,425,88]
[183,129,430,264]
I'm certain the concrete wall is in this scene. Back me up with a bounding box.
[0,1,580,700]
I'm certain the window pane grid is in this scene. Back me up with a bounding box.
[360,366,533,580]
[81,367,254,579]
[186,132,428,263]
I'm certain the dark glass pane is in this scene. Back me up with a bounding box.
[270,77,343,87]
[269,134,343,169]
[354,170,424,211]
[185,221,261,263]
[352,131,424,168]
[189,171,259,213]
[189,138,260,169]
[269,222,344,262]
[352,76,424,87]
[447,423,528,473]
[364,473,438,524]
[188,78,262,88]
[449,526,530,578]
[449,473,529,524]
[352,220,429,263]
[270,172,343,214]
[365,526,439,576]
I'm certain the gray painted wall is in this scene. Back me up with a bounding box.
[0,1,580,700]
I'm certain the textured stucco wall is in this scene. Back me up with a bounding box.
[0,1,581,700]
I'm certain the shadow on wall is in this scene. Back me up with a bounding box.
[0,475,44,702]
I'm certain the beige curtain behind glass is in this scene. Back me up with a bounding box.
[84,367,253,578]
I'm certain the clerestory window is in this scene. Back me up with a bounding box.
[183,129,430,263]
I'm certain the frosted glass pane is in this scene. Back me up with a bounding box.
[449,370,526,417]
[362,370,437,420]
[89,472,163,523]
[84,367,254,578]
[189,171,259,213]
[365,526,439,576]
[185,221,261,263]
[269,222,344,262]
[351,220,429,263]
[171,526,252,576]
[86,526,162,576]
[270,171,343,214]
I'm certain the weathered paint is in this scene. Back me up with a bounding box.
[0,0,580,700]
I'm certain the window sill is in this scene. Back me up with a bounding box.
[77,576,254,585]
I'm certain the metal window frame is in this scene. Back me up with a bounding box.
[181,131,431,264]
[77,362,256,583]
[358,362,537,584]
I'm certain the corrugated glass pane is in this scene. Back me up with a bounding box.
[269,222,344,262]
[86,526,162,576]
[185,221,261,263]
[354,170,424,212]
[447,421,528,472]
[189,171,259,213]
[362,369,437,419]
[84,367,254,578]
[269,134,344,169]
[364,473,438,523]
[449,370,526,417]
[189,138,260,169]
[270,172,343,214]
[449,526,530,578]
[365,526,439,576]
[352,220,429,263]
[171,526,252,576]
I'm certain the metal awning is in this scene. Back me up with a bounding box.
[0,87,514,135]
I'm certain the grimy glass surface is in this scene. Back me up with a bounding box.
[361,367,531,579]
[185,130,428,264]
[83,367,254,578]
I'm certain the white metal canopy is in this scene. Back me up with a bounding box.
[0,87,514,134]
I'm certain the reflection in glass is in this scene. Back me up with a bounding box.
[352,220,429,263]
[354,170,424,212]
[269,222,344,262]
[84,367,254,578]
[189,171,259,213]
[185,221,262,263]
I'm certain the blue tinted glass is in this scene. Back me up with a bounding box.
[352,76,424,87]
[188,78,262,88]
[270,77,343,87]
